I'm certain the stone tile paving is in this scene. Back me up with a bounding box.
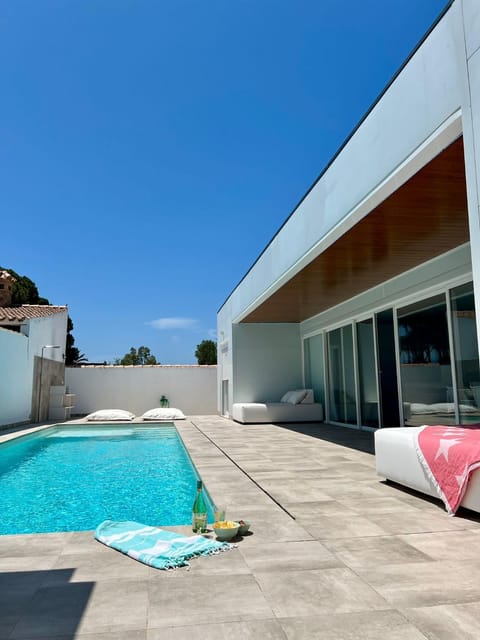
[2,416,480,638]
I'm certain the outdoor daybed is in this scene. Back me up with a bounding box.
[232,389,324,424]
[375,426,480,514]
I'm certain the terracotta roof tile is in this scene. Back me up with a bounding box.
[0,305,68,322]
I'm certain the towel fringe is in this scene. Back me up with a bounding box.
[163,540,235,569]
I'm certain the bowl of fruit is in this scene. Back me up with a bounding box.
[212,520,240,541]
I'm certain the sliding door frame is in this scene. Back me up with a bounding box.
[302,273,473,430]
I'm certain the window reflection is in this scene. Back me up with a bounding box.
[397,294,454,426]
[327,325,357,425]
[357,319,379,428]
[450,282,480,424]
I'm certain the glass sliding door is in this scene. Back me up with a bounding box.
[450,282,480,424]
[304,334,325,407]
[356,319,379,428]
[397,294,453,426]
[316,282,480,429]
[327,325,357,425]
[376,309,400,427]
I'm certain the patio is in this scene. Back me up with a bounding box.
[2,416,480,639]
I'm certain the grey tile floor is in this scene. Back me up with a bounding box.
[2,417,480,639]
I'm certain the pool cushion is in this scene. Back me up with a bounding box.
[141,407,186,420]
[86,409,135,421]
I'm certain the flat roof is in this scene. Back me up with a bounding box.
[218,0,454,314]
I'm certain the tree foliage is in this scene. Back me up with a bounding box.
[66,347,88,365]
[195,339,217,365]
[115,346,158,365]
[65,316,88,365]
[0,267,49,306]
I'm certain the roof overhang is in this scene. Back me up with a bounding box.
[241,137,469,323]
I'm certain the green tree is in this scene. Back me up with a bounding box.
[195,339,217,365]
[66,347,88,365]
[65,317,88,365]
[115,346,158,365]
[0,267,49,305]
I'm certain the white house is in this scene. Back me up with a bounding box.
[218,0,480,429]
[0,303,68,427]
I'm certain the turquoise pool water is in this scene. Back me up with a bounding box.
[0,424,213,535]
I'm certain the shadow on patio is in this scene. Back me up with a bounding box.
[271,422,375,454]
[1,568,93,639]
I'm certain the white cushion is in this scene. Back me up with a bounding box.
[141,407,186,421]
[410,402,478,415]
[86,409,135,421]
[301,389,314,404]
[232,402,324,424]
[285,389,308,405]
[280,391,294,403]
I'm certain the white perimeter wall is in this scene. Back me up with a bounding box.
[65,365,217,416]
[0,328,32,425]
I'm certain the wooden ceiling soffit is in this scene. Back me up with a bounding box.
[242,137,469,323]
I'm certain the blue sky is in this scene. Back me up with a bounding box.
[1,0,450,364]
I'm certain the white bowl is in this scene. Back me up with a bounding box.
[213,521,239,541]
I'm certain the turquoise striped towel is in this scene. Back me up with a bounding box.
[95,520,234,570]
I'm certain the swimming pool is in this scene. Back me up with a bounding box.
[0,424,214,535]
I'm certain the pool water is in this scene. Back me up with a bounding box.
[0,424,213,535]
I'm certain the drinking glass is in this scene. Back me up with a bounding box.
[213,505,226,522]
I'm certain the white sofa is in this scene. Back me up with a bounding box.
[375,427,480,513]
[232,389,324,424]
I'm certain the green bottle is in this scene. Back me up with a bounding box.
[192,480,207,533]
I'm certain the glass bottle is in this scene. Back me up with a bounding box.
[192,480,207,533]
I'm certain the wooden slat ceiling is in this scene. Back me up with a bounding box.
[242,137,469,323]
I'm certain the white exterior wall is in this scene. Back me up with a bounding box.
[27,313,68,363]
[218,300,234,413]
[0,329,31,425]
[232,324,302,403]
[461,0,480,348]
[65,366,217,416]
[0,311,68,427]
[218,0,480,415]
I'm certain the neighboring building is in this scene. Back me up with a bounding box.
[0,305,68,427]
[0,270,16,307]
[218,0,480,429]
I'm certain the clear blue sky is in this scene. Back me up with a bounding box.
[1,0,450,364]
